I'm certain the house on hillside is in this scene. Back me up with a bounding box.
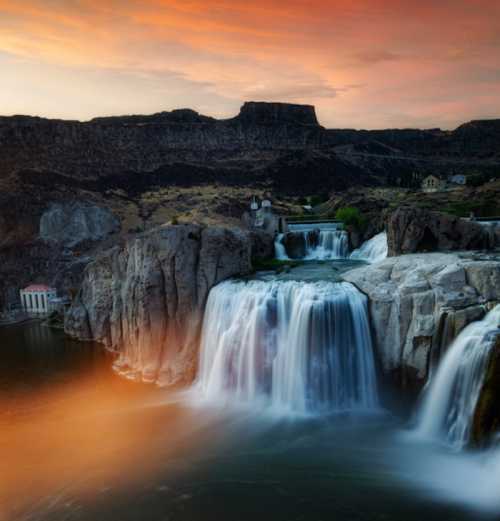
[421,175,445,193]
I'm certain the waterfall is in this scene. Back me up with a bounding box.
[350,232,388,263]
[275,228,349,260]
[196,279,379,414]
[275,233,289,260]
[306,230,349,260]
[415,305,500,449]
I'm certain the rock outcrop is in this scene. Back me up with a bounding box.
[472,333,500,447]
[65,224,273,386]
[343,253,500,389]
[386,207,493,256]
[40,202,120,247]
[282,232,307,259]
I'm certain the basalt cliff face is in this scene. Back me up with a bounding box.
[2,102,500,198]
[387,207,499,256]
[65,224,273,386]
[344,253,500,390]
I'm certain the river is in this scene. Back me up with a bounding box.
[2,314,500,520]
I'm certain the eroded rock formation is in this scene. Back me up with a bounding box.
[343,253,500,389]
[40,202,120,247]
[386,207,493,256]
[65,224,273,386]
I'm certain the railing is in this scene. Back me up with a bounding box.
[283,215,342,224]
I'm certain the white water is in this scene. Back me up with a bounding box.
[196,279,379,414]
[416,305,500,449]
[275,233,288,260]
[275,230,349,260]
[350,232,388,264]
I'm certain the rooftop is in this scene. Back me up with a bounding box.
[22,284,55,292]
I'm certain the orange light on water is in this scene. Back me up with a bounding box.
[0,369,215,521]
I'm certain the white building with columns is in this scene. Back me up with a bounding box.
[20,284,57,314]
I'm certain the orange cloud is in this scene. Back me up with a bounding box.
[0,0,499,128]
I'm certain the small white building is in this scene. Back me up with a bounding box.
[261,199,272,212]
[20,284,57,314]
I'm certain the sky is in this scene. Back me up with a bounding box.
[1,0,500,129]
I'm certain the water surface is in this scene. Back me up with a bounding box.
[1,322,499,521]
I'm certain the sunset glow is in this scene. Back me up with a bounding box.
[1,0,500,128]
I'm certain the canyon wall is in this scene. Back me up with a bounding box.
[65,224,273,386]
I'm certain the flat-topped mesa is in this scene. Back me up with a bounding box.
[236,102,320,126]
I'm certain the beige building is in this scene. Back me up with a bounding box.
[422,175,445,193]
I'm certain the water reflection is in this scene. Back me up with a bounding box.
[1,322,499,521]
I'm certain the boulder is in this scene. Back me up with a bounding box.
[282,232,307,259]
[343,253,500,390]
[65,224,272,386]
[387,207,490,256]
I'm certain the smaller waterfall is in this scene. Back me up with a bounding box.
[275,226,349,260]
[307,230,349,260]
[350,232,388,264]
[415,305,500,449]
[196,279,379,414]
[275,233,289,260]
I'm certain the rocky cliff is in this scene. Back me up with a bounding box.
[387,207,497,256]
[472,333,500,447]
[65,224,273,386]
[344,253,500,390]
[2,102,499,198]
[40,202,120,247]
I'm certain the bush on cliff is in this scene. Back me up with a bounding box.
[335,206,367,231]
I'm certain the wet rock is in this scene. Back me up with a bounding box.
[282,232,307,259]
[472,333,500,448]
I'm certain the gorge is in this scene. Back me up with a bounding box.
[2,104,500,521]
[3,205,500,521]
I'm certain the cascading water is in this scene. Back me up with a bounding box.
[415,305,500,449]
[196,279,379,414]
[275,222,349,260]
[306,229,349,260]
[275,234,289,260]
[350,232,388,263]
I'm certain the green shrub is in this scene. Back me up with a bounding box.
[335,207,367,231]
